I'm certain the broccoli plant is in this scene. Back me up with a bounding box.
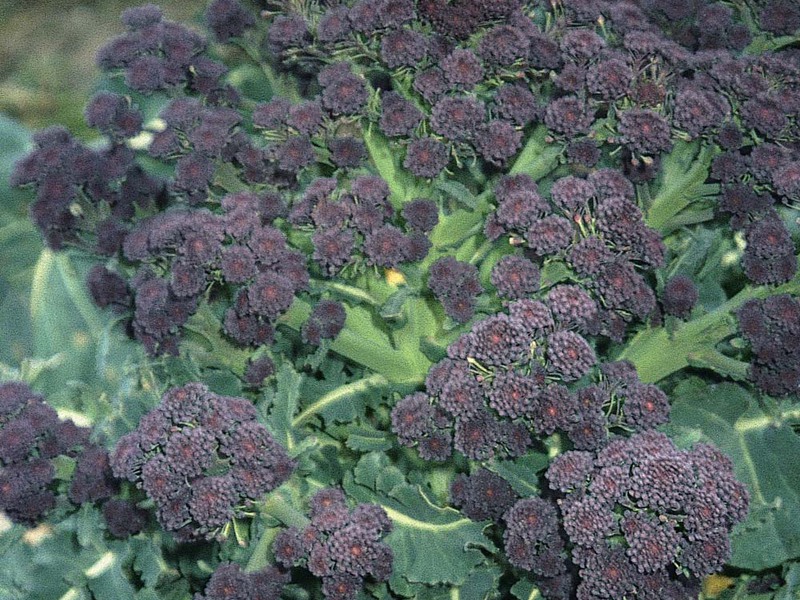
[1,0,800,599]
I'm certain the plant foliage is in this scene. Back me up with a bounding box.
[1,0,800,599]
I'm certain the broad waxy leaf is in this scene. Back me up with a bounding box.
[488,451,549,497]
[455,563,503,600]
[343,424,394,452]
[345,453,496,590]
[0,505,187,600]
[0,116,42,365]
[511,578,542,600]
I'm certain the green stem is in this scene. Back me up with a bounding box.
[620,265,800,383]
[363,126,416,206]
[30,251,104,344]
[232,517,249,548]
[379,504,472,531]
[245,519,279,572]
[261,493,310,529]
[509,125,562,181]
[318,280,382,307]
[686,349,750,381]
[237,40,301,102]
[184,303,251,374]
[744,33,800,55]
[636,182,653,210]
[245,494,310,572]
[662,207,716,231]
[56,254,106,338]
[279,299,428,383]
[429,217,484,252]
[213,162,249,194]
[292,373,389,427]
[468,239,494,265]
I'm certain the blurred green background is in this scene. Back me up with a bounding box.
[0,0,206,139]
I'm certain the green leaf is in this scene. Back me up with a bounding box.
[664,225,734,313]
[511,578,541,600]
[428,209,484,250]
[0,219,40,365]
[74,504,106,549]
[344,424,394,452]
[509,125,561,181]
[266,362,304,451]
[345,453,495,589]
[52,455,76,480]
[352,451,407,492]
[292,372,390,427]
[382,486,496,589]
[745,34,800,55]
[776,561,800,600]
[85,551,137,600]
[364,126,418,206]
[666,379,800,570]
[538,261,572,289]
[0,115,41,366]
[391,296,437,381]
[130,535,180,589]
[280,299,429,384]
[0,506,147,600]
[26,250,118,403]
[488,451,548,497]
[645,140,718,232]
[227,63,274,102]
[380,287,413,324]
[435,180,477,210]
[182,301,253,377]
[419,336,448,364]
[456,564,503,600]
[0,114,34,220]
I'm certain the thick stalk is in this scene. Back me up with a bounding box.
[245,520,279,573]
[317,280,383,307]
[687,348,750,381]
[279,299,428,384]
[363,127,430,205]
[246,494,310,572]
[662,208,716,231]
[260,493,309,529]
[509,125,561,181]
[620,266,800,383]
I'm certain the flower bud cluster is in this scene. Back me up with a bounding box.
[485,171,664,341]
[738,294,800,397]
[0,381,122,527]
[272,488,393,600]
[110,383,295,541]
